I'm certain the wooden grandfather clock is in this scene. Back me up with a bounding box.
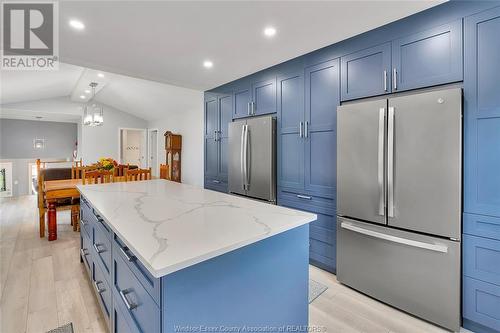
[164,131,182,182]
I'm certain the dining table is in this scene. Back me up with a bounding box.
[43,177,126,241]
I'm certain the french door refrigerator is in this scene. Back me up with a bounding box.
[336,88,462,331]
[228,115,276,203]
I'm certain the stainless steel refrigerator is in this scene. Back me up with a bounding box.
[336,88,462,331]
[228,115,276,203]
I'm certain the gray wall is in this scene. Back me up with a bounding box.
[0,119,77,159]
[0,119,77,197]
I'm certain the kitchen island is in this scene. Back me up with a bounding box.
[77,179,316,333]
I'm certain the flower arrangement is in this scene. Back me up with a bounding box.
[97,157,118,171]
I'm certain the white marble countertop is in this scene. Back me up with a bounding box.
[77,179,316,278]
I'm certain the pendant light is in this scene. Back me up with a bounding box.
[83,82,104,126]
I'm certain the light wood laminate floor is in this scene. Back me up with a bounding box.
[1,196,465,333]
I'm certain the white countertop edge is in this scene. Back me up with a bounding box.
[78,187,316,278]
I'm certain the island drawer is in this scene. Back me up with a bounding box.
[113,253,161,333]
[113,235,161,305]
[80,233,92,278]
[80,199,94,238]
[92,258,111,330]
[93,220,112,282]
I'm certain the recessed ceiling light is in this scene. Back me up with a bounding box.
[264,26,277,37]
[203,60,213,69]
[97,73,105,78]
[84,89,91,94]
[79,95,86,99]
[69,19,85,31]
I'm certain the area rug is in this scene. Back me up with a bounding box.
[309,279,328,303]
[46,323,73,333]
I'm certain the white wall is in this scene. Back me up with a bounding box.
[148,93,204,187]
[82,103,147,164]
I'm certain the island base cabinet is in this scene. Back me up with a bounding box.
[161,225,309,333]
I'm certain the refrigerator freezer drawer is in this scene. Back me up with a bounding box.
[337,217,460,331]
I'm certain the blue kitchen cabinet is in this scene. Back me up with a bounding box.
[341,43,392,101]
[233,77,276,119]
[204,94,219,181]
[304,58,339,197]
[464,6,500,218]
[463,7,500,333]
[233,81,252,119]
[392,20,463,92]
[218,94,232,181]
[204,93,232,192]
[277,72,305,191]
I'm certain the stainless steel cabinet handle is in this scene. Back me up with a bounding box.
[341,222,448,253]
[93,243,104,254]
[299,121,303,138]
[119,289,138,310]
[240,125,246,190]
[387,106,395,218]
[304,121,309,138]
[251,102,256,115]
[383,70,388,92]
[296,194,312,200]
[80,219,86,227]
[93,280,105,294]
[212,179,220,184]
[214,130,217,142]
[378,107,385,216]
[80,248,88,257]
[393,68,397,90]
[247,102,251,115]
[119,246,136,262]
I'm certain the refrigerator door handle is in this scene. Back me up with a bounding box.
[243,124,250,190]
[340,222,448,253]
[378,107,385,216]
[240,125,246,190]
[387,106,395,217]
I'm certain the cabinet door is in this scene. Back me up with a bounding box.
[304,59,340,197]
[233,82,251,119]
[392,20,462,91]
[252,77,277,116]
[464,7,500,217]
[204,95,219,179]
[341,43,391,101]
[277,72,304,191]
[218,94,233,182]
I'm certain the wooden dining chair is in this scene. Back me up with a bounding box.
[125,168,152,181]
[82,169,113,185]
[160,164,169,180]
[114,164,129,177]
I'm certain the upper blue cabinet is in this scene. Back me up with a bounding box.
[464,6,500,218]
[341,43,392,101]
[392,19,463,92]
[233,77,277,119]
[341,20,463,101]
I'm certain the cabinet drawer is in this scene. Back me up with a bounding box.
[93,220,112,282]
[463,276,500,332]
[92,258,112,329]
[113,294,140,333]
[278,190,335,215]
[310,225,335,245]
[80,199,93,238]
[310,251,336,273]
[113,235,161,305]
[310,238,335,260]
[464,213,500,240]
[113,253,161,333]
[81,234,92,277]
[464,234,500,286]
